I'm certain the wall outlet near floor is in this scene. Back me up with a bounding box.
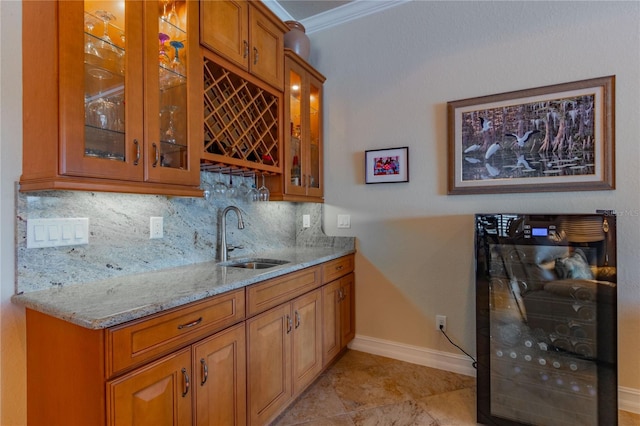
[150,217,163,239]
[303,214,311,228]
[436,315,447,332]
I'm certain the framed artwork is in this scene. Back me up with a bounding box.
[447,76,615,195]
[365,147,409,184]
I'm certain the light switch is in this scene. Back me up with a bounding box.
[27,218,89,248]
[337,214,351,229]
[303,214,311,228]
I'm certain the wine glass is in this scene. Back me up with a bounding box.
[226,173,237,199]
[161,105,179,144]
[169,40,185,75]
[258,174,270,201]
[236,175,250,200]
[84,14,101,58]
[94,10,117,51]
[201,182,213,201]
[158,33,171,67]
[166,1,179,27]
[247,175,259,202]
[213,170,227,198]
[86,97,116,130]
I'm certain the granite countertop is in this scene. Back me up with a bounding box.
[12,247,355,330]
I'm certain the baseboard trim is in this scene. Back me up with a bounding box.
[348,334,640,414]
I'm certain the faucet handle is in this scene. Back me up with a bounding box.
[226,244,244,252]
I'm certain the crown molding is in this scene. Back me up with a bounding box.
[265,0,411,34]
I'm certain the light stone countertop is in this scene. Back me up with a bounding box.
[12,247,355,330]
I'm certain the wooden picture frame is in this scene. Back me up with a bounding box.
[447,76,615,195]
[365,147,409,184]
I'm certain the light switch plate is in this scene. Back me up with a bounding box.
[337,214,351,229]
[27,218,89,248]
[302,214,311,228]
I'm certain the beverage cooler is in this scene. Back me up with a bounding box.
[475,213,617,426]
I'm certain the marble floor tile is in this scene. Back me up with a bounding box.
[275,349,640,426]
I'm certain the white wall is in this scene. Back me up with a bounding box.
[0,1,26,425]
[314,0,640,403]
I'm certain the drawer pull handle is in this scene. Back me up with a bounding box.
[133,139,140,166]
[181,368,190,397]
[200,358,208,386]
[177,317,203,329]
[286,315,292,334]
[253,47,259,65]
[243,40,249,58]
[152,143,159,167]
[294,311,301,329]
[335,265,344,271]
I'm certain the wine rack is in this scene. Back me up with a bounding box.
[202,57,282,174]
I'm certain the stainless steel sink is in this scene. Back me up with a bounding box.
[221,258,289,270]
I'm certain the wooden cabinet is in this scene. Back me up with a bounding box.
[322,256,356,365]
[107,348,193,426]
[267,50,326,202]
[247,289,322,426]
[200,0,287,90]
[23,257,354,426]
[21,0,202,196]
[193,323,246,426]
[25,289,245,426]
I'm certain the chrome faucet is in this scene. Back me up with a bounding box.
[220,206,245,262]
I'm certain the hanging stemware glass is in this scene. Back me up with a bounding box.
[213,170,228,198]
[258,174,270,202]
[226,173,237,199]
[247,175,260,202]
[236,174,250,200]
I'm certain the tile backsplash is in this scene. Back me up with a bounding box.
[16,173,353,294]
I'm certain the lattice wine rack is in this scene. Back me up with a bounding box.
[202,58,282,174]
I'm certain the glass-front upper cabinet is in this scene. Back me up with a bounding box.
[282,50,325,202]
[55,0,200,188]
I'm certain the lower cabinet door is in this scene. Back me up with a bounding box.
[107,348,193,426]
[292,289,322,394]
[322,280,341,365]
[193,322,247,426]
[340,274,356,346]
[247,303,292,426]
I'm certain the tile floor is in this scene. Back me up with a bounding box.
[273,349,640,426]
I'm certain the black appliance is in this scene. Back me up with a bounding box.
[475,213,617,426]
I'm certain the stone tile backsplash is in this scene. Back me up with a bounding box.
[16,173,353,293]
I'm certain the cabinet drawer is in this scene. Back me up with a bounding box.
[322,255,354,284]
[106,289,245,377]
[246,266,321,316]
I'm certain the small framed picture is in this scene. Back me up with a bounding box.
[365,147,409,184]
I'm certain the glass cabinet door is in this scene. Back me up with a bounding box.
[307,77,322,197]
[60,0,144,180]
[287,67,304,193]
[145,0,200,185]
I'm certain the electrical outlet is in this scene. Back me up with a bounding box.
[436,315,447,332]
[150,217,163,239]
